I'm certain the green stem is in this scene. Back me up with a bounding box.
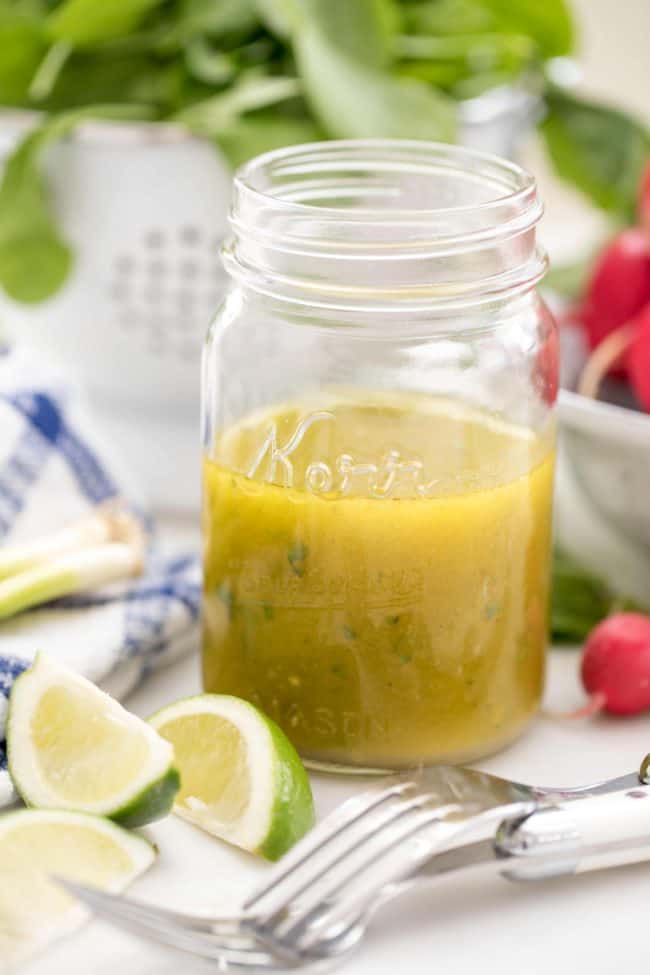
[0,543,143,621]
[28,42,73,102]
[0,503,142,583]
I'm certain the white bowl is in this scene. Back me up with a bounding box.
[553,318,650,605]
[559,390,650,548]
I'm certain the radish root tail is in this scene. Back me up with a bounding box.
[543,692,607,721]
[578,325,635,399]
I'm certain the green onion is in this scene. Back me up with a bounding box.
[0,504,144,621]
[0,517,105,583]
[0,504,141,582]
[0,543,143,621]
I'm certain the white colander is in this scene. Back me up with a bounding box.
[0,115,233,510]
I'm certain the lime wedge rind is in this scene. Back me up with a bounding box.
[7,653,179,825]
[258,713,316,862]
[0,808,155,968]
[149,693,315,861]
[111,765,182,829]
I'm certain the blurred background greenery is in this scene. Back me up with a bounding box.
[0,0,648,303]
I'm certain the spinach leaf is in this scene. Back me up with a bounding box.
[208,111,322,169]
[474,0,574,58]
[300,0,398,68]
[396,31,536,91]
[0,0,644,306]
[258,0,398,67]
[176,70,319,167]
[542,89,650,220]
[551,548,648,643]
[184,38,237,86]
[255,0,302,38]
[0,104,152,303]
[175,73,302,133]
[47,0,167,46]
[402,0,493,36]
[38,48,184,112]
[295,21,456,142]
[178,0,260,40]
[0,0,52,14]
[0,9,47,105]
[28,40,73,102]
[402,0,573,58]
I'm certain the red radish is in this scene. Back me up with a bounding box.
[627,302,650,410]
[638,161,650,231]
[581,613,650,716]
[578,227,650,352]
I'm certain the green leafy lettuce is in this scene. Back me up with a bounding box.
[541,88,650,221]
[551,549,649,644]
[0,103,153,301]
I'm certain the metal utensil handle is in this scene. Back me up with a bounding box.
[498,786,650,880]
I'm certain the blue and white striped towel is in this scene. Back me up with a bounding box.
[0,349,201,806]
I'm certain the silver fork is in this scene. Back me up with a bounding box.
[59,758,650,971]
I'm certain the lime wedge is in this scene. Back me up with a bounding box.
[7,653,180,827]
[0,808,155,968]
[149,694,315,860]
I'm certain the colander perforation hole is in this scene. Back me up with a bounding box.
[180,260,199,279]
[115,255,135,274]
[180,226,201,245]
[147,259,167,278]
[144,229,165,249]
[107,227,226,362]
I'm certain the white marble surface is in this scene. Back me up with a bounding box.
[23,642,650,975]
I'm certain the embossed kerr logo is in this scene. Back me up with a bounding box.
[247,410,438,498]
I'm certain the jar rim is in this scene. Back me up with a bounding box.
[226,139,546,311]
[234,139,538,220]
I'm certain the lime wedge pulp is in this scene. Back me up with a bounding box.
[7,653,180,826]
[149,694,315,861]
[0,808,155,968]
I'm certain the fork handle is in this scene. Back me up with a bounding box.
[498,787,650,880]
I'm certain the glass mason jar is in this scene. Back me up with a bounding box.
[202,140,557,772]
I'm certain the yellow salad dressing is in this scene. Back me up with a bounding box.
[202,393,554,769]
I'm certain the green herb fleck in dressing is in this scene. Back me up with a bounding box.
[288,541,309,577]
